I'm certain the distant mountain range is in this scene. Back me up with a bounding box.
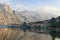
[0,3,57,25]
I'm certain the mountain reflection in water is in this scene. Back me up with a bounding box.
[0,28,59,40]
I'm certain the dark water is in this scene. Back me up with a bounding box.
[21,31,60,40]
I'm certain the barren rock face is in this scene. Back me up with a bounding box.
[0,4,24,25]
[0,4,14,24]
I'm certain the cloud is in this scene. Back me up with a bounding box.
[0,0,11,3]
[14,5,60,16]
[15,4,29,11]
[0,0,11,6]
[34,6,60,16]
[1,0,59,16]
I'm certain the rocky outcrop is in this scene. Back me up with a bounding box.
[0,4,24,24]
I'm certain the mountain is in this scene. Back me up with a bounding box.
[0,3,57,25]
[16,10,57,23]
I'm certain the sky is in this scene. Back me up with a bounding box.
[0,0,60,16]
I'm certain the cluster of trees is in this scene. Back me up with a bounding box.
[49,16,60,40]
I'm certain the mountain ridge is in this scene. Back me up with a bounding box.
[0,3,57,25]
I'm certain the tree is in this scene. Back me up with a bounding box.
[57,16,60,27]
[55,16,60,38]
[22,22,27,32]
[58,16,60,20]
[49,17,56,28]
[49,17,57,40]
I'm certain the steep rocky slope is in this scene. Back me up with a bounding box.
[0,4,24,24]
[0,3,15,24]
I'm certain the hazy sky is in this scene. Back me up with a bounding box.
[0,0,60,16]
